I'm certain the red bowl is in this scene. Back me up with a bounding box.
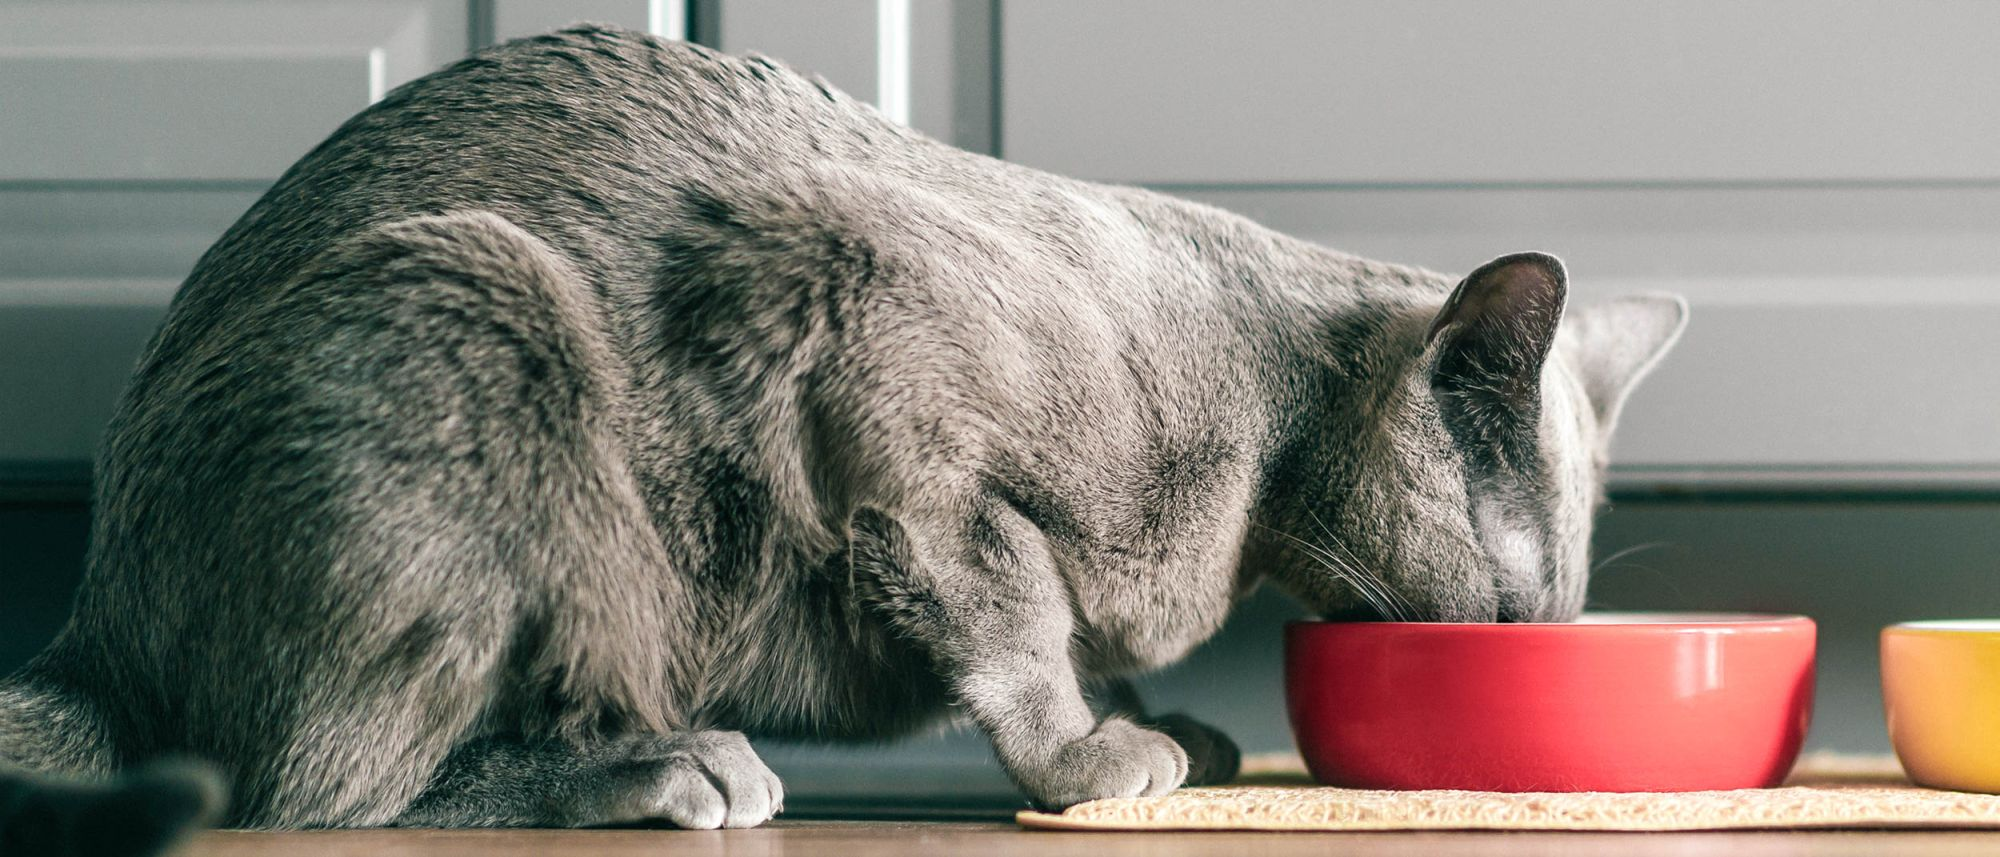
[1285,613,1815,792]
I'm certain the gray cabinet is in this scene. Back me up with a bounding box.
[1,0,473,471]
[710,0,991,148]
[1002,0,2000,184]
[3,1,1996,484]
[0,0,469,181]
[1001,0,2000,480]
[492,0,678,42]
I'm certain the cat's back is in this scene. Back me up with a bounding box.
[129,24,1172,420]
[109,23,1198,504]
[140,26,927,364]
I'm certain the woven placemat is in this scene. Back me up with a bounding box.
[1018,753,2000,832]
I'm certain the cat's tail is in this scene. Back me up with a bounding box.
[0,666,226,857]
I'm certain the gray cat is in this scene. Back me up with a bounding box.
[0,26,1685,853]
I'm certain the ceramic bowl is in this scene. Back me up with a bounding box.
[1882,620,2000,793]
[1285,613,1816,792]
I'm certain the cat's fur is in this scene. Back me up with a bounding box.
[0,25,1686,852]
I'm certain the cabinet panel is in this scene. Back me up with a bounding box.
[0,0,467,181]
[1002,1,2000,184]
[3,55,374,182]
[0,186,262,463]
[0,290,170,462]
[492,0,672,42]
[721,0,991,146]
[908,0,994,151]
[717,0,880,107]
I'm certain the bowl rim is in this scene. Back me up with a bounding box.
[1287,611,1814,634]
[1884,619,2000,635]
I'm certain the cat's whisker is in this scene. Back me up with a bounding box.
[1328,538,1414,622]
[1293,489,1434,620]
[1301,508,1414,622]
[1285,540,1386,616]
[1255,524,1398,620]
[1313,532,1410,622]
[1263,523,1409,622]
[1318,558,1396,620]
[1592,541,1670,575]
[1310,540,1399,621]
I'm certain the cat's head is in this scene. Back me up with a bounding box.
[1275,252,1686,623]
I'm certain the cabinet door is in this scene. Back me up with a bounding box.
[491,0,680,42]
[1001,0,2000,184]
[716,0,993,149]
[0,0,468,182]
[715,0,885,113]
[998,1,2000,481]
[0,0,467,470]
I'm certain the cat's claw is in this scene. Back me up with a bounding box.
[602,731,785,829]
[1015,717,1189,810]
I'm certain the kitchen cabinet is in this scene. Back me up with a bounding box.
[5,0,1995,481]
[0,0,468,182]
[1001,0,2000,480]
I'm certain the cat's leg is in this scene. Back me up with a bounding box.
[391,733,781,829]
[1090,680,1241,786]
[847,505,1188,810]
[165,211,707,828]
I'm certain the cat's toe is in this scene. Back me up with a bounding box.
[610,731,783,829]
[700,732,784,828]
[1149,713,1240,786]
[1017,717,1189,810]
[649,762,730,829]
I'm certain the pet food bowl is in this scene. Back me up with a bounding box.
[1882,620,2000,793]
[1285,613,1816,792]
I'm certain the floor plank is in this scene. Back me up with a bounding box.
[179,822,2000,857]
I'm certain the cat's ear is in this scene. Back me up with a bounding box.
[1427,253,1568,411]
[1426,252,1568,469]
[1561,294,1689,432]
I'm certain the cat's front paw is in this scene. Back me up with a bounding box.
[1148,713,1240,786]
[1010,717,1189,810]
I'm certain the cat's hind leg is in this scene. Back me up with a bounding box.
[119,211,707,828]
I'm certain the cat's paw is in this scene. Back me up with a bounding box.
[1011,717,1189,810]
[597,731,784,829]
[1148,713,1240,786]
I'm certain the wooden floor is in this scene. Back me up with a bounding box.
[181,822,2000,857]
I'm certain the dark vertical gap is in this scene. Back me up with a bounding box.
[689,0,724,47]
[466,0,496,51]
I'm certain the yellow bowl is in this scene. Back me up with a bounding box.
[1882,620,2000,793]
